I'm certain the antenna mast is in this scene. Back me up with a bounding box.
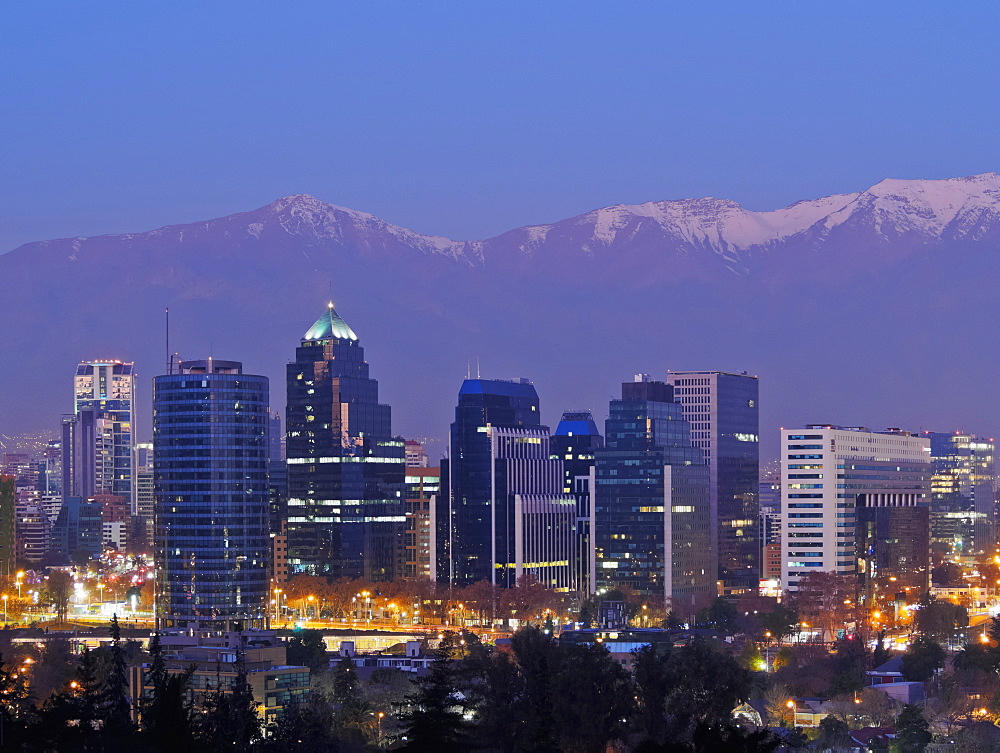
[165,308,170,375]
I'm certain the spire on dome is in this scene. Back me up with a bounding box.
[303,303,358,342]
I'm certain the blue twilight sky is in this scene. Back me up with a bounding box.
[3,1,999,251]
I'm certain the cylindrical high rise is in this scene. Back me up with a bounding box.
[153,359,269,631]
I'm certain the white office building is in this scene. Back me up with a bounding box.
[780,425,930,592]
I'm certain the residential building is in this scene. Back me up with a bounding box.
[153,359,270,631]
[594,377,712,609]
[666,371,759,593]
[925,432,996,555]
[404,464,438,580]
[134,447,154,553]
[73,360,136,507]
[779,426,931,595]
[551,411,603,596]
[405,440,429,468]
[130,634,309,725]
[284,304,406,580]
[0,476,15,578]
[440,378,577,590]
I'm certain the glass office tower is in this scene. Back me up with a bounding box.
[153,359,269,631]
[551,411,603,595]
[285,304,405,580]
[594,377,712,608]
[442,378,577,589]
[926,432,996,555]
[667,371,759,593]
[73,360,136,504]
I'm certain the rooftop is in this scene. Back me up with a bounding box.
[303,302,358,342]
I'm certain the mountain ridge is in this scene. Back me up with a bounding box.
[11,172,1000,273]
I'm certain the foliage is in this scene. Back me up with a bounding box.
[901,635,946,682]
[286,629,329,673]
[45,570,73,622]
[757,602,799,643]
[696,597,741,632]
[396,652,469,752]
[787,571,857,641]
[896,703,931,752]
[815,715,851,749]
[913,594,968,643]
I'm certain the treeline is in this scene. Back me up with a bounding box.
[0,620,782,752]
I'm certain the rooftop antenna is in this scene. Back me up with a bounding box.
[466,359,471,379]
[476,356,481,379]
[165,308,171,375]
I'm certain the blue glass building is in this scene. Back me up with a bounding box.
[594,378,712,608]
[551,411,603,595]
[153,359,270,631]
[285,304,405,580]
[441,378,577,589]
[667,371,759,593]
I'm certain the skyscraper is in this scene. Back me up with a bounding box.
[153,359,269,631]
[551,411,603,596]
[925,432,996,555]
[593,377,712,608]
[285,304,406,580]
[779,426,931,594]
[72,360,136,505]
[441,378,577,590]
[666,370,759,593]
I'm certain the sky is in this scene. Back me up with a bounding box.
[4,1,1000,251]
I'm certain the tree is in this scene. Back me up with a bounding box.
[632,644,673,743]
[102,614,134,742]
[397,653,469,752]
[815,715,851,750]
[901,635,946,682]
[261,694,337,752]
[141,633,194,751]
[195,654,261,751]
[914,594,967,644]
[737,641,764,671]
[464,647,524,753]
[857,687,896,728]
[330,655,368,749]
[758,602,798,644]
[0,651,36,750]
[46,570,73,623]
[509,625,559,752]
[761,684,795,728]
[551,641,632,753]
[896,704,931,752]
[661,638,754,743]
[696,597,740,633]
[826,634,869,695]
[286,629,329,674]
[788,571,856,641]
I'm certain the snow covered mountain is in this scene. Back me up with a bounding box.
[3,172,1000,448]
[14,172,1000,277]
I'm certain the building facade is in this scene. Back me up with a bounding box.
[153,359,270,631]
[666,371,759,593]
[72,360,136,507]
[404,464,439,581]
[285,304,406,580]
[441,378,577,590]
[594,377,712,609]
[925,432,995,555]
[551,411,603,596]
[779,426,931,595]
